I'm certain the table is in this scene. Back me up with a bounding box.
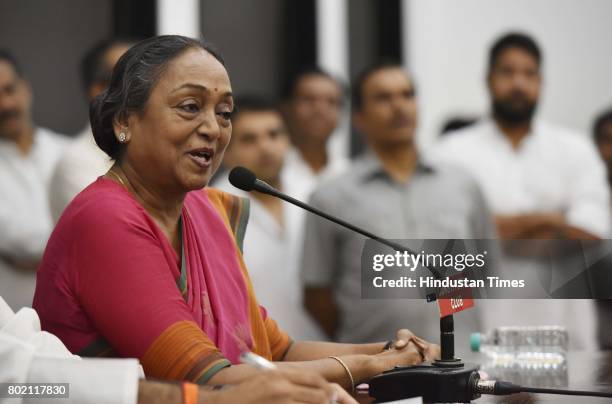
[356,351,612,403]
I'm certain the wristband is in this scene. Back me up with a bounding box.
[182,382,198,404]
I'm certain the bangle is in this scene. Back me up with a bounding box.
[182,382,198,404]
[328,356,355,393]
[383,340,394,351]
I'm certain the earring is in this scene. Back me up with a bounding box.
[118,132,127,143]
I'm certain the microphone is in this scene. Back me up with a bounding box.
[369,370,612,402]
[229,166,275,194]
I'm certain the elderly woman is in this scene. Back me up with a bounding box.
[33,36,438,392]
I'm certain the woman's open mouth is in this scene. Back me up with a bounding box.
[188,147,214,168]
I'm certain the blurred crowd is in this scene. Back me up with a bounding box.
[1,32,612,352]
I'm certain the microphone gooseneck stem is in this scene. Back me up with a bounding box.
[440,315,455,361]
[259,184,408,252]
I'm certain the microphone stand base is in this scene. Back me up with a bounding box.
[433,358,464,368]
[368,362,481,403]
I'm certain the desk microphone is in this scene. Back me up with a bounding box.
[228,166,612,402]
[369,369,612,402]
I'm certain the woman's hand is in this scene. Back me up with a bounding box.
[388,329,441,362]
[372,340,424,374]
[211,369,338,404]
[411,335,441,362]
[390,328,417,350]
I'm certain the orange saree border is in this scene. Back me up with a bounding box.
[141,320,230,384]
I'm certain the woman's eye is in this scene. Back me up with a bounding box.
[179,103,199,113]
[217,110,234,121]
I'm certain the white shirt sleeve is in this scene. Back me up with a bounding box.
[24,357,139,404]
[0,334,35,403]
[0,300,139,404]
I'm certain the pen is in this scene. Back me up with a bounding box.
[239,351,277,370]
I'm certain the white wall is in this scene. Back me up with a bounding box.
[317,0,350,159]
[403,0,612,151]
[157,0,200,37]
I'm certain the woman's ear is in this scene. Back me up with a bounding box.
[112,113,131,144]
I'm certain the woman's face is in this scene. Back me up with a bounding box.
[122,47,233,192]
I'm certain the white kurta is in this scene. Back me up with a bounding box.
[0,128,67,310]
[0,296,140,404]
[431,118,608,350]
[432,118,610,237]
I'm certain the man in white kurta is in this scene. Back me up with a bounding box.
[431,33,608,349]
[0,51,68,310]
[435,118,609,238]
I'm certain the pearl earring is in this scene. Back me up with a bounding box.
[118,132,127,143]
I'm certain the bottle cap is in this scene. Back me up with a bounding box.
[470,332,481,352]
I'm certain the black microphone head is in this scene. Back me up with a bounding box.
[229,166,256,192]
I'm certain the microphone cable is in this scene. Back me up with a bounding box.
[475,379,612,398]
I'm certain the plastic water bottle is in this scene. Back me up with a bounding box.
[471,326,568,387]
[471,325,568,355]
